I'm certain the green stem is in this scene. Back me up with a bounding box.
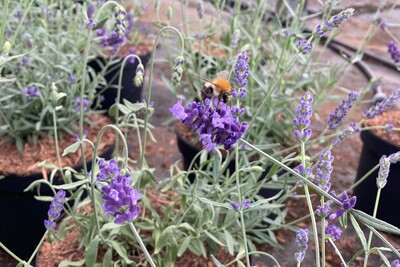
[52,109,64,180]
[300,141,320,267]
[235,144,250,267]
[0,0,9,46]
[114,54,143,156]
[139,26,184,174]
[328,238,346,266]
[128,222,156,267]
[26,230,49,266]
[346,163,379,192]
[240,139,342,206]
[0,241,30,266]
[321,196,326,267]
[246,53,299,131]
[363,188,382,267]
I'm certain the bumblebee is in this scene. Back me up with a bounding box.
[199,70,232,103]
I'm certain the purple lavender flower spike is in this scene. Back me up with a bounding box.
[333,122,360,145]
[388,41,400,64]
[24,86,40,100]
[234,50,250,88]
[313,8,354,37]
[170,97,247,151]
[293,91,313,142]
[364,89,400,119]
[44,190,66,230]
[101,174,142,224]
[100,161,142,224]
[294,229,309,263]
[328,91,359,129]
[315,151,334,192]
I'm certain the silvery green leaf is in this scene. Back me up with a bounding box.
[350,214,367,251]
[85,236,99,267]
[37,160,57,168]
[210,255,225,267]
[102,248,112,267]
[59,259,86,267]
[52,180,88,190]
[93,17,109,30]
[197,196,232,209]
[62,142,80,156]
[351,209,400,235]
[177,237,191,257]
[205,230,226,247]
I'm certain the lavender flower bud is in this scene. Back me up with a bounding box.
[328,91,359,129]
[377,155,390,189]
[87,3,95,18]
[231,201,240,211]
[196,1,204,19]
[114,5,127,37]
[172,56,184,85]
[134,63,144,87]
[329,191,356,220]
[2,40,11,54]
[166,6,173,21]
[392,259,400,267]
[231,29,241,48]
[23,86,40,100]
[75,97,89,111]
[388,41,400,64]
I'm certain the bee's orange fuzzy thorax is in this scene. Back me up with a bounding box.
[212,78,231,92]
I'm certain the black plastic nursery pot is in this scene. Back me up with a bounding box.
[88,52,151,111]
[354,128,400,227]
[0,144,114,260]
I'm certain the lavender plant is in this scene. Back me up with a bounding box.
[0,0,103,153]
[2,1,400,267]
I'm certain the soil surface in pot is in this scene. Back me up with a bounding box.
[364,110,400,147]
[0,113,115,176]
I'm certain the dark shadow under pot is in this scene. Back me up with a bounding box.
[0,145,114,260]
[354,128,400,227]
